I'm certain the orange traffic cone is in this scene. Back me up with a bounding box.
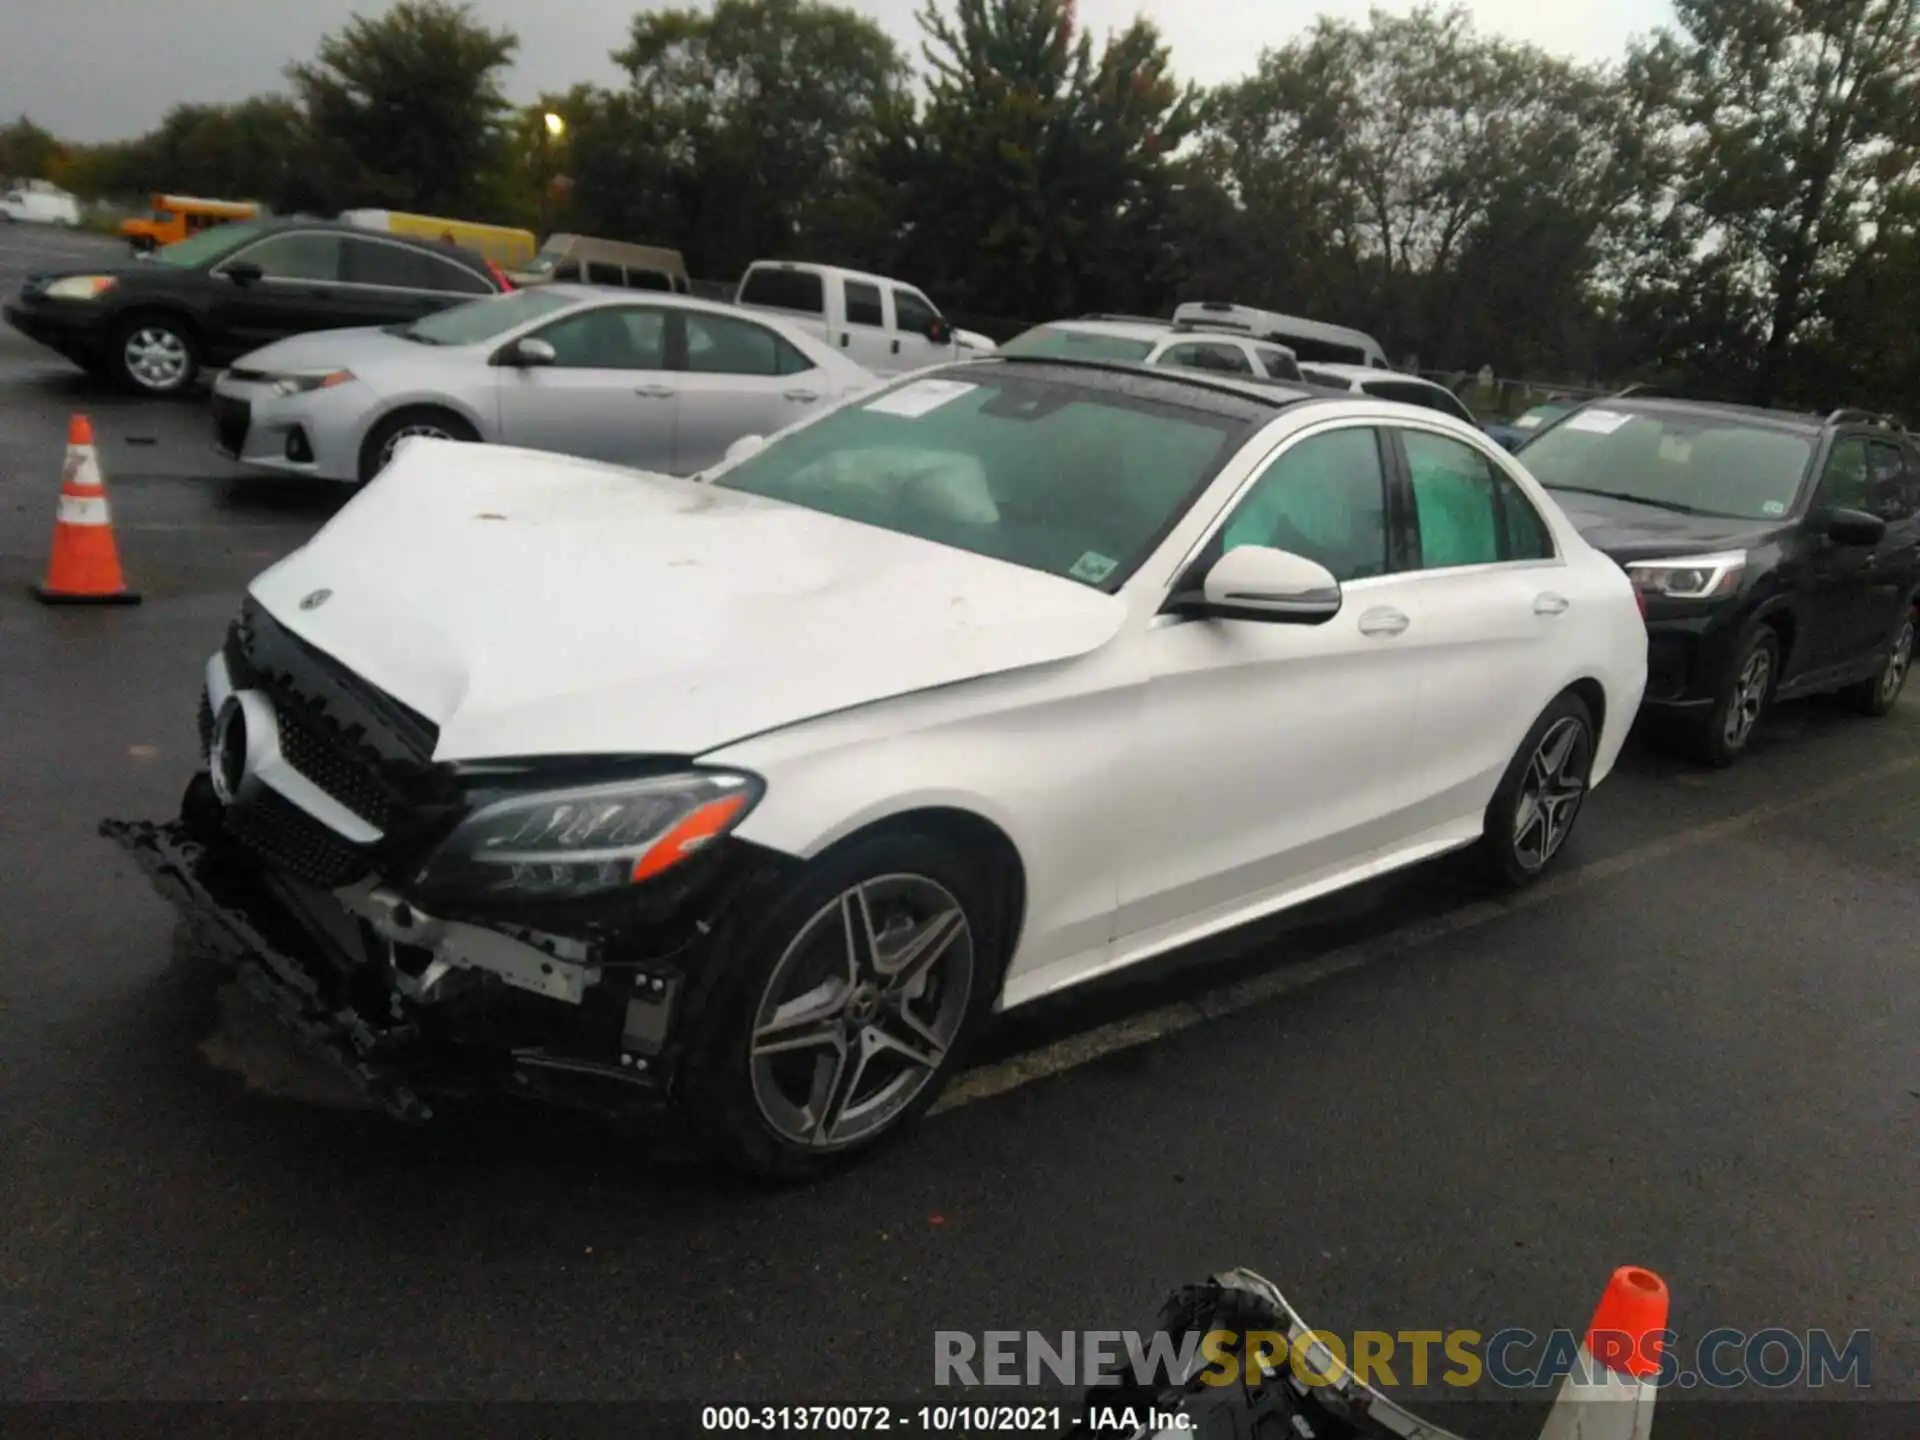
[1537,1266,1668,1440]
[33,415,140,605]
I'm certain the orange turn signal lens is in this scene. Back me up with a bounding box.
[630,793,750,882]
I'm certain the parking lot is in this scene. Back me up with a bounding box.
[0,222,1915,1433]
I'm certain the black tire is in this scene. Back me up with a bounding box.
[1478,690,1596,888]
[682,829,1007,1182]
[1672,622,1781,767]
[357,407,479,483]
[1844,605,1915,718]
[111,311,200,397]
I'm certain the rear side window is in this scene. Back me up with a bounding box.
[739,266,825,316]
[684,313,815,377]
[1286,336,1371,365]
[1255,346,1302,381]
[844,280,885,328]
[626,269,673,292]
[585,260,624,287]
[1402,430,1553,567]
[1156,342,1254,375]
[343,238,491,294]
[551,259,581,282]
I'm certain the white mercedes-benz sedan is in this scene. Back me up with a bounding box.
[106,358,1647,1177]
[208,285,878,484]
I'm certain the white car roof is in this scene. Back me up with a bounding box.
[1034,318,1178,342]
[742,260,934,296]
[1302,362,1451,389]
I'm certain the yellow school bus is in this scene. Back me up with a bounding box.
[337,210,538,268]
[122,195,261,251]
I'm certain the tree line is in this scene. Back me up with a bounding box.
[4,0,1918,414]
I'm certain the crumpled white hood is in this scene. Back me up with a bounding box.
[247,439,1126,760]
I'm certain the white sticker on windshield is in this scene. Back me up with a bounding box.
[1564,408,1634,435]
[1069,551,1118,583]
[864,378,978,419]
[1515,413,1544,428]
[1762,500,1787,516]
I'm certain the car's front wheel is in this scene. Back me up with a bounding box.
[685,830,1004,1181]
[1677,622,1780,766]
[1846,606,1915,717]
[113,313,200,396]
[357,407,479,483]
[1479,690,1596,888]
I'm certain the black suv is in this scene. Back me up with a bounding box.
[1515,394,1919,764]
[3,218,504,397]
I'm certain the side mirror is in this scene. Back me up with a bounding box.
[1819,507,1887,547]
[225,260,263,285]
[1174,545,1343,624]
[926,317,952,345]
[496,336,556,368]
[723,434,767,465]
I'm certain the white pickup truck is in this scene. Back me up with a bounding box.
[734,261,987,376]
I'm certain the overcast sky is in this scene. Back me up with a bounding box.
[4,0,1677,143]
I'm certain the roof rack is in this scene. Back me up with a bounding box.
[1076,313,1169,326]
[1172,319,1296,349]
[1824,407,1906,430]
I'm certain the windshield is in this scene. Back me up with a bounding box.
[999,325,1157,364]
[712,371,1249,590]
[1521,408,1815,521]
[1512,402,1573,432]
[151,222,265,268]
[401,287,578,344]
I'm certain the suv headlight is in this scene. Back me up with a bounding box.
[415,769,762,900]
[270,369,355,397]
[1625,551,1748,601]
[43,275,117,300]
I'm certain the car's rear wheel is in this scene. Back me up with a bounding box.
[1479,691,1595,888]
[112,313,200,396]
[1676,623,1779,766]
[684,830,1005,1181]
[357,407,479,483]
[1845,606,1914,717]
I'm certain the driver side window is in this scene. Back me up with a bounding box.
[1816,437,1874,511]
[1219,427,1389,582]
[528,305,668,369]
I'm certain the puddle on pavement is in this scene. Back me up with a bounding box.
[198,979,376,1112]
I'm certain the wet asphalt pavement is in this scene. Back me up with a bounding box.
[0,225,1915,1434]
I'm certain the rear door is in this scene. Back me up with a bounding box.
[339,235,495,326]
[736,265,832,348]
[1801,435,1888,669]
[1379,424,1573,833]
[1862,439,1920,651]
[673,310,829,473]
[492,302,677,471]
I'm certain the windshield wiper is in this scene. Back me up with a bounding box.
[1546,485,1709,516]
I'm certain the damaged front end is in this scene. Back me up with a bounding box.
[102,599,790,1126]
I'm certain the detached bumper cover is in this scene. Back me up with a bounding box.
[101,816,438,1122]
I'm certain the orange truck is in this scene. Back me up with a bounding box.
[122,194,260,252]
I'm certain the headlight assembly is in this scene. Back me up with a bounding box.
[43,275,117,300]
[1626,551,1748,601]
[416,769,763,900]
[270,369,356,397]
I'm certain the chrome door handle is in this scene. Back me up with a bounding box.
[783,388,822,402]
[634,384,674,399]
[1358,606,1410,637]
[1534,592,1571,616]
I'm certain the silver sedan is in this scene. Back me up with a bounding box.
[209,286,881,484]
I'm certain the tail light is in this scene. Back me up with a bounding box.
[485,259,514,291]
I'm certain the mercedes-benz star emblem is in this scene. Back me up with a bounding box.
[209,697,247,806]
[300,589,333,611]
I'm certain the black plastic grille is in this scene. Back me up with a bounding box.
[1647,632,1691,703]
[224,786,372,889]
[274,703,396,831]
[211,395,250,456]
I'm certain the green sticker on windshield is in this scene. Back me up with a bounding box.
[1069,551,1117,583]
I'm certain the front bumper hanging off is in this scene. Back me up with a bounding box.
[101,816,440,1122]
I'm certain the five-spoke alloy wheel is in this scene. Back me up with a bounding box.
[1482,691,1596,887]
